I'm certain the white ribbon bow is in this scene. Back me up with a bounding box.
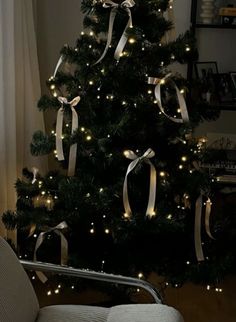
[195,194,214,261]
[148,73,189,123]
[123,148,156,218]
[56,96,80,176]
[33,221,68,283]
[93,0,135,64]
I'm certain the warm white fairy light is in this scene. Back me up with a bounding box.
[89,45,92,49]
[33,234,37,238]
[47,291,52,296]
[105,228,110,234]
[123,212,130,219]
[177,108,181,113]
[81,31,85,35]
[86,63,89,66]
[90,228,95,234]
[123,150,129,157]
[181,156,187,162]
[71,285,75,289]
[148,90,152,94]
[160,171,166,177]
[185,46,191,52]
[179,164,183,169]
[107,134,110,138]
[186,261,190,265]
[89,31,94,36]
[167,214,172,220]
[50,84,56,90]
[41,191,46,195]
[86,135,92,141]
[128,38,135,44]
[101,69,105,73]
[32,276,35,280]
[97,95,100,99]
[53,92,58,97]
[89,80,94,85]
[207,285,211,290]
[122,101,127,105]
[99,188,104,192]
[81,127,85,132]
[86,193,91,197]
[180,89,185,94]
[54,289,60,294]
[138,272,143,278]
[171,54,175,59]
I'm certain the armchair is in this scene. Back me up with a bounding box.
[0,237,184,322]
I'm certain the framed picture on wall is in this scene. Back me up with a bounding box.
[230,72,236,99]
[212,73,234,103]
[194,61,219,79]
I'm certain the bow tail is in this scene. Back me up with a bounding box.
[114,8,132,60]
[93,8,117,65]
[145,161,156,217]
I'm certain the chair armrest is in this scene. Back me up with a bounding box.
[20,260,162,304]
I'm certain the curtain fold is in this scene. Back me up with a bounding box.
[0,0,47,238]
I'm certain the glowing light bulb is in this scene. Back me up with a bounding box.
[105,229,110,234]
[89,31,94,36]
[47,291,52,296]
[89,80,94,85]
[90,228,95,234]
[138,272,143,278]
[179,165,183,169]
[181,156,187,162]
[86,135,92,141]
[167,214,172,220]
[128,38,135,44]
[160,171,166,177]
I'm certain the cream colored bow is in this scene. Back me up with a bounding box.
[93,0,135,64]
[56,96,80,176]
[33,221,68,282]
[123,148,156,218]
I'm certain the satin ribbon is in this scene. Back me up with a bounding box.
[123,148,156,218]
[148,74,189,123]
[195,194,214,261]
[31,167,39,184]
[93,0,135,64]
[56,96,80,176]
[53,55,64,78]
[33,221,68,283]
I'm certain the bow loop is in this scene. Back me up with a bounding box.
[148,74,189,123]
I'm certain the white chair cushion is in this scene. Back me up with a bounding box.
[107,304,184,322]
[36,305,110,322]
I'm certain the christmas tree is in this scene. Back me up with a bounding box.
[3,0,235,290]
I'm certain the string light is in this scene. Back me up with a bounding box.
[138,272,143,278]
[181,156,187,162]
[86,135,92,141]
[123,212,130,219]
[128,38,135,44]
[207,285,211,290]
[179,165,183,169]
[81,31,85,35]
[105,228,110,234]
[160,171,166,177]
[89,31,94,36]
[47,291,52,296]
[54,289,60,294]
[167,214,172,220]
[89,80,94,85]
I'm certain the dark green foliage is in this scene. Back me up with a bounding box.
[3,0,236,288]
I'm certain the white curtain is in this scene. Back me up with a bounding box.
[0,0,47,238]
